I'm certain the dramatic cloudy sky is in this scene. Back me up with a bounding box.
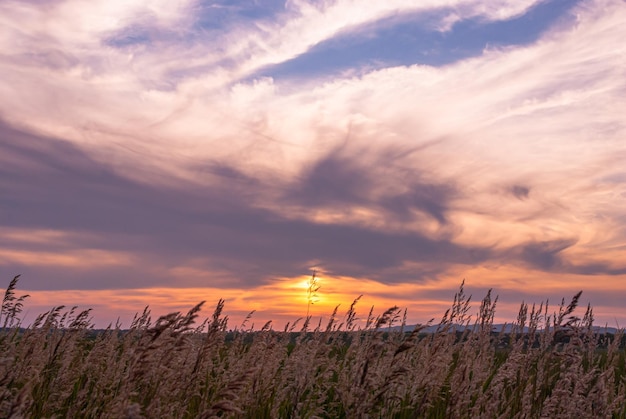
[1,0,625,328]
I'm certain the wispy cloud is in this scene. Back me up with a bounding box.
[1,0,625,326]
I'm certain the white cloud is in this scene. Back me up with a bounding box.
[0,0,546,95]
[0,0,624,253]
[2,0,626,328]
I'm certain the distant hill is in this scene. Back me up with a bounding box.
[382,323,620,335]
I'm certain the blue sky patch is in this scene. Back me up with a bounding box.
[193,0,288,31]
[252,0,582,81]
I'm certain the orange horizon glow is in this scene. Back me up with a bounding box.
[11,269,626,330]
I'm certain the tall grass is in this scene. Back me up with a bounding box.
[1,276,625,418]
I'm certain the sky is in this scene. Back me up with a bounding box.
[1,0,625,329]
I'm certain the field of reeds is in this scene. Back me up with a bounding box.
[1,275,626,418]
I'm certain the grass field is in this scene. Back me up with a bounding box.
[1,275,625,418]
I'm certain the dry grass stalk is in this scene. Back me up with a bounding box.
[1,276,625,418]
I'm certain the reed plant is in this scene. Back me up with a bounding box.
[1,275,625,418]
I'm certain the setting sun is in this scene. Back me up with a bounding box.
[1,0,625,330]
